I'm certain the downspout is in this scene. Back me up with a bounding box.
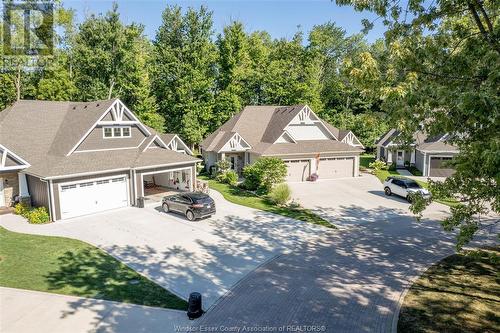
[48,179,56,221]
[129,169,135,206]
[43,179,52,221]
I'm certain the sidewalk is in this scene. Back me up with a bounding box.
[0,287,191,333]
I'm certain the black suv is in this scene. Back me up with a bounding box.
[162,192,216,221]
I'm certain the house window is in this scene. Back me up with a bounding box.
[103,126,132,138]
[104,127,112,138]
[122,127,131,137]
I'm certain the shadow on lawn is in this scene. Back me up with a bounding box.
[397,248,500,333]
[45,248,188,310]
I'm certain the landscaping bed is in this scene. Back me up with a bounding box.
[0,227,187,310]
[201,177,334,229]
[398,247,500,333]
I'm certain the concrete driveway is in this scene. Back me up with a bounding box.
[288,174,450,228]
[0,190,327,310]
[197,174,498,332]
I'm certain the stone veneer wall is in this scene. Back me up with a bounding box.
[1,172,19,207]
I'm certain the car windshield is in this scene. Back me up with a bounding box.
[405,181,421,189]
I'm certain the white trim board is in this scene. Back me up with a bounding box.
[67,99,152,156]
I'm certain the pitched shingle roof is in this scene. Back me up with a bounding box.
[375,128,458,152]
[201,105,362,155]
[0,99,199,178]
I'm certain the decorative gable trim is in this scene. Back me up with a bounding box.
[165,135,193,155]
[341,131,364,148]
[66,99,152,156]
[143,135,168,151]
[285,105,338,141]
[0,144,30,171]
[274,130,297,144]
[218,132,251,153]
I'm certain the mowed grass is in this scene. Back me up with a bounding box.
[398,247,500,333]
[201,177,334,228]
[0,227,187,310]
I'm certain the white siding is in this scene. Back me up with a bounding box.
[285,124,330,140]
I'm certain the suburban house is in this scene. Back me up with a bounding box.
[201,105,364,182]
[375,129,458,177]
[0,99,199,221]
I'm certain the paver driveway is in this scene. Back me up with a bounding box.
[0,191,326,310]
[198,175,498,332]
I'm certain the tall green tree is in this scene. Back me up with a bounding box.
[152,5,217,144]
[213,21,251,129]
[337,0,500,249]
[263,32,323,112]
[72,3,162,131]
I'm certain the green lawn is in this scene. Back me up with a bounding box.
[398,247,500,333]
[0,227,187,310]
[360,154,375,170]
[200,177,334,228]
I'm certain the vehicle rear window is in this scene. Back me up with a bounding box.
[193,197,212,204]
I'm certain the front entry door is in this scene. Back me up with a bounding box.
[396,150,405,167]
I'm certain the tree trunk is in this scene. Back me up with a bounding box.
[108,79,115,99]
[15,67,21,101]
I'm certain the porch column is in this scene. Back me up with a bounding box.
[387,150,393,164]
[376,146,381,160]
[18,173,29,197]
[354,155,360,177]
[410,150,416,164]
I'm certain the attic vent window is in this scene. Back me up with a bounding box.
[103,126,131,138]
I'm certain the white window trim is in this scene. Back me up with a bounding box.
[102,126,132,139]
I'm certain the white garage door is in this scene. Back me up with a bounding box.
[59,176,128,219]
[318,157,354,179]
[284,160,310,182]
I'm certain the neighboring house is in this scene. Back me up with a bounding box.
[375,129,458,177]
[0,99,199,221]
[201,105,364,182]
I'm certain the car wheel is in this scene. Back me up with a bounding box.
[186,210,195,221]
[384,187,392,196]
[162,203,169,213]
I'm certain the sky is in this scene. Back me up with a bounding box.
[62,0,386,43]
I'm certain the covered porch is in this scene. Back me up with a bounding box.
[140,167,194,204]
[220,151,248,175]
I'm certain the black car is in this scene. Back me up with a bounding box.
[162,192,216,221]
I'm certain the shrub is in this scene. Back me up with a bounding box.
[215,159,231,175]
[14,203,50,224]
[267,183,291,205]
[27,207,50,224]
[14,203,30,218]
[242,157,287,193]
[369,160,387,172]
[388,163,397,171]
[216,170,238,186]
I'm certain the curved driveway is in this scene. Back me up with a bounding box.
[199,175,497,332]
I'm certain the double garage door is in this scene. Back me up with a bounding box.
[429,157,455,177]
[318,157,354,179]
[284,157,354,182]
[59,176,128,219]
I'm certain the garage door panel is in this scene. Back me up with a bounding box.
[318,157,354,179]
[284,160,310,182]
[429,157,455,177]
[59,176,128,219]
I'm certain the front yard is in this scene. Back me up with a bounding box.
[201,177,334,228]
[0,227,187,310]
[398,247,500,332]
